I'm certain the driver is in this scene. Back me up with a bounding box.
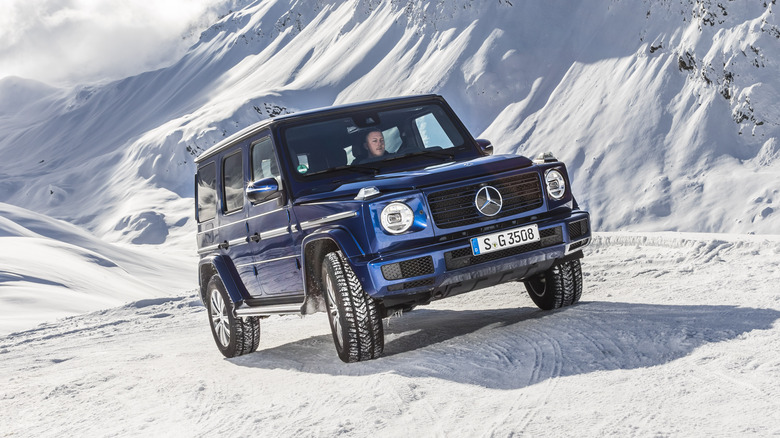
[364,129,386,158]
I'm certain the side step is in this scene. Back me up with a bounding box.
[234,302,302,318]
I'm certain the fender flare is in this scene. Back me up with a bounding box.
[197,254,250,305]
[299,227,365,311]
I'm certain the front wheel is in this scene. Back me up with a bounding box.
[206,275,260,358]
[321,251,384,363]
[524,259,583,310]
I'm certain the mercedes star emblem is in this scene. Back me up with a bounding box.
[475,186,503,216]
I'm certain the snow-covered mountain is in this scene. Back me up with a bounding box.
[1,0,778,253]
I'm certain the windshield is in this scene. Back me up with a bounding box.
[281,103,469,180]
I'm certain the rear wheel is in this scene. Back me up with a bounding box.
[206,275,260,358]
[524,259,583,310]
[321,251,384,363]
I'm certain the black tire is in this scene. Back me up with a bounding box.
[524,259,583,310]
[321,251,384,363]
[570,259,583,303]
[206,275,260,358]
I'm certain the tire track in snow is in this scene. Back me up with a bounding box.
[371,374,445,435]
[481,325,566,435]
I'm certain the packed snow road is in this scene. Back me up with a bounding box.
[2,232,779,437]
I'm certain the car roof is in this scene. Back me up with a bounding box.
[194,94,443,163]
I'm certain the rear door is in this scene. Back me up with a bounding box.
[217,148,257,295]
[246,133,303,302]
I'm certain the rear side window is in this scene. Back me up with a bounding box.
[222,151,244,214]
[196,162,217,222]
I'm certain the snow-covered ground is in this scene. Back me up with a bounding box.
[1,1,780,435]
[2,233,779,436]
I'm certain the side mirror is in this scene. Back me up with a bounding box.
[246,177,281,204]
[476,139,494,156]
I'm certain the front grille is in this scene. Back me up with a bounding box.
[444,226,564,270]
[381,256,434,280]
[427,172,544,229]
[567,218,589,239]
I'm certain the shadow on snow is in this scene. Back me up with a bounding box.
[230,301,780,390]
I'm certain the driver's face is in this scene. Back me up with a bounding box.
[365,131,385,157]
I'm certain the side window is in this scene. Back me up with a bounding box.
[222,151,244,214]
[251,136,280,180]
[415,112,459,149]
[196,162,216,222]
[382,127,402,153]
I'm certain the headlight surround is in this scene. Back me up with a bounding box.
[380,202,415,234]
[545,169,566,200]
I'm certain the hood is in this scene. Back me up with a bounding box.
[294,154,534,204]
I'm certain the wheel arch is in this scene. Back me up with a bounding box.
[198,255,249,306]
[300,227,364,315]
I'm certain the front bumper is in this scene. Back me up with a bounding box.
[351,211,591,304]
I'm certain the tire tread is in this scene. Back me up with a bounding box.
[323,251,384,362]
[524,259,583,310]
[206,275,260,358]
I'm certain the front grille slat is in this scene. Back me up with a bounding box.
[427,172,544,229]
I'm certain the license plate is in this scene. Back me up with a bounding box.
[470,224,540,256]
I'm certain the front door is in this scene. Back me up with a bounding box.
[245,133,303,302]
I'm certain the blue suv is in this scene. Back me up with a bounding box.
[195,95,591,362]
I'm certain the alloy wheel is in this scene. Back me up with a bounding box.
[210,289,231,347]
[323,271,344,349]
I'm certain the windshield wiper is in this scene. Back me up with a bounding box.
[393,149,456,161]
[308,164,379,176]
[334,164,379,175]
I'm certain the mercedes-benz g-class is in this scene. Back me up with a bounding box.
[194,95,590,362]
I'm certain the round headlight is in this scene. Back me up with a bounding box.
[380,202,414,234]
[545,169,566,200]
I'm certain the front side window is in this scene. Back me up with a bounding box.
[222,151,244,213]
[196,162,217,222]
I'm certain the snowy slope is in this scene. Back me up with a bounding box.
[2,234,779,436]
[0,203,195,335]
[483,1,780,234]
[1,0,778,253]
